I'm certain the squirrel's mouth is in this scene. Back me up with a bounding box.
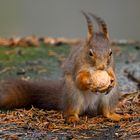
[104,84,114,95]
[90,83,114,95]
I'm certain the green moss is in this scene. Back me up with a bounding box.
[0,44,70,79]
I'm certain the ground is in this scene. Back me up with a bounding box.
[0,39,139,139]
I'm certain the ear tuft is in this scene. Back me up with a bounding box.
[89,13,109,39]
[81,11,94,41]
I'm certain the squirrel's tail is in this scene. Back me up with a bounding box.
[0,79,63,110]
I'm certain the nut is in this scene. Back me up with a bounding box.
[90,70,111,92]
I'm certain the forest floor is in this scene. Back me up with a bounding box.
[0,38,139,139]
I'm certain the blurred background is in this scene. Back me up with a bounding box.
[0,0,140,40]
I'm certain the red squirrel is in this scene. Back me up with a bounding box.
[0,12,128,123]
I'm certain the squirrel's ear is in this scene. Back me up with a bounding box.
[82,11,94,41]
[89,13,109,39]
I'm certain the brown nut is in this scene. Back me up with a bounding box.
[90,70,111,92]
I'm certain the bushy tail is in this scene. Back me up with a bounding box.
[0,79,63,110]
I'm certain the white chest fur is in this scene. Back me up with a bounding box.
[81,91,102,114]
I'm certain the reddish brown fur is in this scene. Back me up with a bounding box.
[0,79,63,110]
[76,70,91,90]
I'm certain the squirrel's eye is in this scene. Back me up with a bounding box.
[89,49,94,56]
[109,49,112,56]
[109,51,112,56]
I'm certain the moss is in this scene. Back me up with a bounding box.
[0,44,70,79]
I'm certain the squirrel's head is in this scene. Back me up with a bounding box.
[82,12,113,70]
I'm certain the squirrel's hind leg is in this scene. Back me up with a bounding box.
[100,86,130,121]
[103,109,130,121]
[64,108,80,123]
[62,74,83,123]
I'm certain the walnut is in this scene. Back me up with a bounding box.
[76,69,111,92]
[90,70,111,92]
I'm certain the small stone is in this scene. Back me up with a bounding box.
[115,133,119,137]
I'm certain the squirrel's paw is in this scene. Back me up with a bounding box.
[105,112,130,121]
[109,78,115,88]
[66,115,80,123]
[76,71,91,90]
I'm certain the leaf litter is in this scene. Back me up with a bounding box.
[0,38,139,139]
[0,92,139,139]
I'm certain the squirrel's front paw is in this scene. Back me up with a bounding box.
[110,78,115,88]
[106,67,116,87]
[76,70,91,90]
